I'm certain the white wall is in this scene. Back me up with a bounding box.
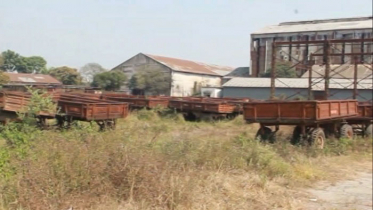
[171,72,221,96]
[201,87,222,98]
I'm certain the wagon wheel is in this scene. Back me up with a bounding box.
[36,117,48,129]
[226,113,238,120]
[309,128,325,149]
[291,126,302,145]
[56,116,69,129]
[255,126,276,143]
[106,120,116,130]
[340,124,354,140]
[365,124,372,138]
[96,120,106,131]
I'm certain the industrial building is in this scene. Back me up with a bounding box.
[2,72,62,92]
[112,53,234,96]
[250,16,373,77]
[222,77,372,101]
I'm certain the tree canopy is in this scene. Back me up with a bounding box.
[261,62,297,78]
[0,55,4,68]
[91,70,127,91]
[0,50,47,73]
[49,66,82,85]
[0,72,10,85]
[129,68,171,95]
[80,63,107,83]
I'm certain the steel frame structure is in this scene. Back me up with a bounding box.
[269,38,373,101]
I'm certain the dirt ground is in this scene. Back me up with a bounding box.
[304,162,372,210]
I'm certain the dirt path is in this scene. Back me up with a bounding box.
[306,171,372,210]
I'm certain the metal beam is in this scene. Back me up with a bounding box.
[324,41,331,99]
[270,41,276,99]
[273,38,373,46]
[312,52,373,56]
[353,56,358,99]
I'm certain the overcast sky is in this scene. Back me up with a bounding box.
[0,0,372,70]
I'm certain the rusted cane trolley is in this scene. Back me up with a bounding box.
[56,93,129,130]
[103,95,169,109]
[346,102,373,138]
[0,91,56,126]
[243,100,358,148]
[169,98,236,121]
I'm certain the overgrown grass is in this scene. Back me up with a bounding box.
[0,109,371,210]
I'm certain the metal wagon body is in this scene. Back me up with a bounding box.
[56,93,129,130]
[243,100,359,148]
[0,91,56,124]
[103,96,169,109]
[345,102,373,137]
[169,98,237,121]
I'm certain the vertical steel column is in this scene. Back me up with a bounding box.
[256,39,261,77]
[270,41,276,100]
[308,54,313,100]
[341,34,346,63]
[288,37,293,62]
[360,33,365,63]
[304,35,310,75]
[353,56,358,99]
[324,40,331,99]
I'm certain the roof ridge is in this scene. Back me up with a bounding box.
[144,53,234,69]
[279,16,372,26]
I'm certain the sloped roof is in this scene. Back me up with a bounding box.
[4,72,62,85]
[223,77,372,90]
[301,64,373,79]
[252,16,373,35]
[144,54,234,76]
[224,67,250,78]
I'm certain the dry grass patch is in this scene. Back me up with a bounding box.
[0,109,371,210]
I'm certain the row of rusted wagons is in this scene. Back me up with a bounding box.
[0,91,371,148]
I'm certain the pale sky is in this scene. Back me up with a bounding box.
[0,0,372,70]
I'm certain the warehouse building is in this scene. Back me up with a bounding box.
[250,16,373,77]
[222,77,372,101]
[2,72,62,92]
[112,53,234,96]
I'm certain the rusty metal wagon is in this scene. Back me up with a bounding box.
[345,102,372,138]
[56,93,129,130]
[243,100,359,148]
[0,91,56,125]
[102,95,169,109]
[169,98,237,121]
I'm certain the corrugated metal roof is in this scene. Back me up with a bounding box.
[4,73,62,85]
[224,67,250,78]
[223,77,373,90]
[301,64,373,79]
[252,16,373,35]
[144,54,234,76]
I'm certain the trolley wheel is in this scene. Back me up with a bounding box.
[255,126,276,143]
[340,124,354,139]
[365,124,372,138]
[291,126,302,145]
[309,128,325,149]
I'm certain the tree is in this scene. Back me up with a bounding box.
[49,66,82,85]
[0,72,9,85]
[20,56,47,73]
[0,50,47,73]
[1,50,22,72]
[80,63,107,83]
[0,55,4,68]
[129,68,171,95]
[91,70,127,91]
[261,61,297,78]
